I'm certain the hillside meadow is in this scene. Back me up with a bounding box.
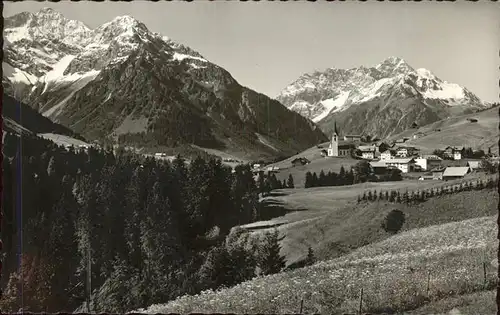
[388,107,499,154]
[140,215,497,314]
[245,178,497,264]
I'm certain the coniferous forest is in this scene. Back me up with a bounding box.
[0,132,286,313]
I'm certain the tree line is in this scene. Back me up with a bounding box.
[304,161,402,188]
[357,177,498,205]
[257,172,295,194]
[0,132,290,313]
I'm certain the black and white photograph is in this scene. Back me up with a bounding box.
[1,1,499,314]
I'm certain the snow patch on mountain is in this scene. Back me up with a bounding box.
[351,77,396,103]
[42,69,101,118]
[190,63,206,70]
[423,82,465,101]
[172,52,207,63]
[3,62,38,85]
[415,68,466,102]
[255,133,279,152]
[4,25,30,43]
[313,91,351,123]
[43,55,75,81]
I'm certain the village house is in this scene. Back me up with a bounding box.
[358,145,377,160]
[380,149,396,160]
[327,121,356,157]
[385,158,417,173]
[320,149,328,157]
[76,144,89,153]
[291,157,310,167]
[412,132,425,139]
[466,160,481,171]
[343,134,362,142]
[369,161,388,175]
[430,167,446,180]
[442,166,471,181]
[266,166,280,174]
[155,152,167,158]
[395,146,419,158]
[415,155,443,171]
[443,146,463,160]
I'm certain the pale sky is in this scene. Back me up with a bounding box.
[5,1,500,102]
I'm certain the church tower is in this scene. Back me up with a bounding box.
[328,121,340,157]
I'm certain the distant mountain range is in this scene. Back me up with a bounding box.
[3,8,326,160]
[277,56,489,138]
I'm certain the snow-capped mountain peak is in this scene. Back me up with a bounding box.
[277,57,487,138]
[3,8,327,160]
[2,8,210,100]
[4,7,92,46]
[97,15,149,36]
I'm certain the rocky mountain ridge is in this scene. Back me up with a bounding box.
[3,8,326,160]
[277,57,488,138]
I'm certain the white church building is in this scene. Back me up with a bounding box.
[327,121,356,157]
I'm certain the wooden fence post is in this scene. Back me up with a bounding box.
[299,298,304,314]
[483,262,487,289]
[358,287,364,315]
[426,270,431,297]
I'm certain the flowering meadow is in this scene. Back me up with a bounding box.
[139,215,497,314]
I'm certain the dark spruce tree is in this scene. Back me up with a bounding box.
[257,229,286,276]
[287,174,295,188]
[305,247,315,266]
[305,171,313,188]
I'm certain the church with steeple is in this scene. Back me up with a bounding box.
[327,121,356,157]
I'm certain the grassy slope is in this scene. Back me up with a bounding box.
[387,107,499,154]
[247,174,496,264]
[142,215,497,314]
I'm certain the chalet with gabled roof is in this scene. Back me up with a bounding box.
[443,146,463,160]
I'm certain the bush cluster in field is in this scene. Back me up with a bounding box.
[141,216,497,314]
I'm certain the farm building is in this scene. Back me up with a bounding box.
[380,149,396,160]
[395,146,419,158]
[466,160,481,171]
[442,167,471,181]
[369,161,388,175]
[415,155,443,171]
[320,149,328,157]
[252,163,262,170]
[443,146,463,160]
[343,135,362,142]
[358,145,377,160]
[430,167,446,180]
[291,157,310,167]
[466,118,478,123]
[385,158,417,174]
[413,132,425,139]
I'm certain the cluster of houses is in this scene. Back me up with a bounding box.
[317,122,490,181]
